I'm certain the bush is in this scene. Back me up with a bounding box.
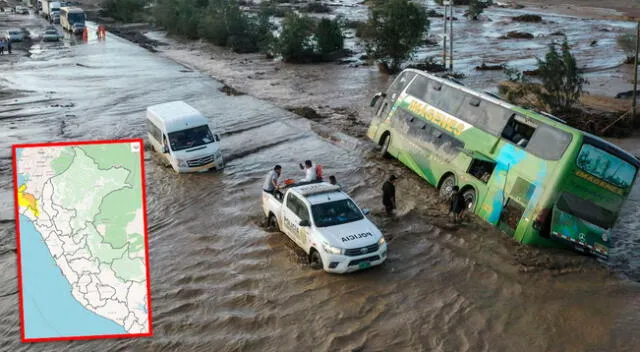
[274,12,316,62]
[617,32,637,56]
[465,0,491,20]
[154,0,273,54]
[315,18,344,55]
[364,0,429,73]
[304,2,331,13]
[536,39,588,113]
[102,0,146,23]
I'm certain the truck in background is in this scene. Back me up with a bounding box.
[39,0,60,22]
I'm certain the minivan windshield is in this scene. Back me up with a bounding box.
[311,199,364,228]
[168,125,214,151]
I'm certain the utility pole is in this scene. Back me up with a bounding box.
[449,1,454,71]
[633,22,640,120]
[442,1,448,69]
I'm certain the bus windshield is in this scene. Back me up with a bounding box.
[556,192,616,229]
[576,143,637,189]
[311,199,364,228]
[168,125,214,151]
[68,13,85,24]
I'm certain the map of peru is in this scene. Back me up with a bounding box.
[14,141,151,341]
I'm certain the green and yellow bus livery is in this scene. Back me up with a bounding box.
[367,69,640,259]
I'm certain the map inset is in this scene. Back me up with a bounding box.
[14,140,151,342]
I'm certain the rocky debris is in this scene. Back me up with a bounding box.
[499,31,534,39]
[590,40,598,47]
[523,69,540,76]
[512,14,542,22]
[426,9,443,17]
[475,62,505,71]
[287,106,324,120]
[550,31,565,36]
[219,84,246,96]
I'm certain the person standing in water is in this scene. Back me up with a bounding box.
[382,175,397,215]
[449,186,467,224]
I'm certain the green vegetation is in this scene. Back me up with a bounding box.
[153,0,274,54]
[101,0,147,22]
[465,0,491,20]
[363,0,429,73]
[272,13,345,62]
[536,38,587,113]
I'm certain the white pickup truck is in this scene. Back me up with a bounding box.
[263,181,388,274]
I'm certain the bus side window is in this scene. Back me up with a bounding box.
[502,116,536,148]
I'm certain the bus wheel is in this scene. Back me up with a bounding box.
[379,133,391,158]
[462,188,476,212]
[438,174,456,200]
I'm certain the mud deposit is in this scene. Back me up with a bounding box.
[2,10,640,352]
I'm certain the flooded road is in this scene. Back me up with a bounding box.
[2,18,640,352]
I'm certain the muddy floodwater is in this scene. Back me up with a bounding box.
[3,16,640,352]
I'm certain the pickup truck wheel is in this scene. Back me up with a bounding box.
[309,250,323,270]
[268,213,279,231]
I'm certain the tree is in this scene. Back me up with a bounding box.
[617,32,636,55]
[315,18,344,55]
[103,0,146,23]
[365,0,429,73]
[536,38,588,113]
[465,0,492,20]
[274,12,315,62]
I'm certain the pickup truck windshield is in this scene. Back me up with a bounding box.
[311,199,364,228]
[168,125,214,151]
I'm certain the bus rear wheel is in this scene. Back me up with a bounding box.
[462,188,476,212]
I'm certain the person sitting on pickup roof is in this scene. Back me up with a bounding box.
[299,160,319,183]
[329,175,344,191]
[263,164,282,199]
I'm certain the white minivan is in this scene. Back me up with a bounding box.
[146,101,224,173]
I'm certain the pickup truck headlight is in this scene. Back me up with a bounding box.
[178,160,188,168]
[323,242,343,255]
[378,236,386,245]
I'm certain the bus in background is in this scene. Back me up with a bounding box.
[60,7,85,34]
[367,69,640,260]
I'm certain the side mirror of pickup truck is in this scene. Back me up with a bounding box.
[362,208,371,215]
[162,145,169,154]
[299,219,310,227]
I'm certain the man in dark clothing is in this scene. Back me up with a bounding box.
[382,175,397,215]
[449,186,466,223]
[7,39,11,54]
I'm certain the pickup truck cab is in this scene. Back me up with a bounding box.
[263,181,388,274]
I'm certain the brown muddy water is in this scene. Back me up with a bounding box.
[2,12,640,352]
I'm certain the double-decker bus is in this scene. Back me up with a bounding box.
[367,69,640,259]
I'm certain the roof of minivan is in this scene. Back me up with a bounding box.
[147,101,208,133]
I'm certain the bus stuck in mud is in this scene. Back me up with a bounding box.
[367,69,640,259]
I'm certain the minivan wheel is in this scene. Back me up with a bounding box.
[380,133,391,158]
[309,250,323,270]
